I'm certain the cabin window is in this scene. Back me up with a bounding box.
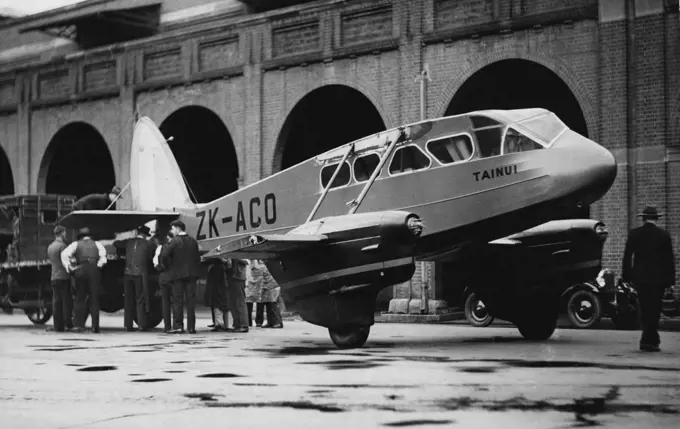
[471,115,503,158]
[320,161,351,189]
[427,134,474,165]
[41,210,58,224]
[503,127,544,154]
[389,145,431,175]
[353,153,381,182]
[519,113,567,144]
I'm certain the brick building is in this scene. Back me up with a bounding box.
[0,0,678,313]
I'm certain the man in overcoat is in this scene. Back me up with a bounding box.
[622,206,676,352]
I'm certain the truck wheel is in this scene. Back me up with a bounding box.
[133,296,163,329]
[464,293,494,327]
[566,290,602,329]
[25,308,52,325]
[328,326,370,349]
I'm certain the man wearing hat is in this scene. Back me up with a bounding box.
[622,205,676,352]
[46,225,73,332]
[113,225,155,331]
[72,186,123,211]
[60,227,108,333]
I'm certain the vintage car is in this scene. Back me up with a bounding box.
[0,194,167,327]
[460,218,610,328]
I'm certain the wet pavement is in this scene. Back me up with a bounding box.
[0,313,679,429]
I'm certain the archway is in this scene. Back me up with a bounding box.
[440,59,591,309]
[159,106,238,203]
[40,122,115,199]
[445,58,590,219]
[276,85,387,172]
[0,147,13,195]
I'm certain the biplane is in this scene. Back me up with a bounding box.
[59,108,617,348]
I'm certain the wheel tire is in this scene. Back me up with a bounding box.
[464,293,495,327]
[566,290,602,329]
[25,308,52,325]
[328,326,371,349]
[515,304,558,341]
[133,296,163,329]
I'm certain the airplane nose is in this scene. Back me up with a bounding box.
[552,131,617,204]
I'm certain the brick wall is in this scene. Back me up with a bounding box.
[38,69,71,100]
[144,48,183,80]
[83,61,117,92]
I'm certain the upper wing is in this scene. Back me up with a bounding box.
[58,210,180,232]
[202,233,328,261]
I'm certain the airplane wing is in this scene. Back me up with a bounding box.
[58,210,180,233]
[202,233,328,261]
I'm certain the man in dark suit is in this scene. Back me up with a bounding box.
[162,220,202,334]
[622,206,676,352]
[225,258,250,333]
[153,232,174,333]
[113,225,155,331]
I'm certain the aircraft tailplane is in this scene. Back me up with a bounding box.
[130,116,195,212]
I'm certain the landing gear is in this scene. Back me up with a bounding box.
[25,307,52,325]
[514,301,559,341]
[328,326,371,349]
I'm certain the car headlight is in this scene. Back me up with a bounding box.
[596,270,606,287]
[595,223,608,239]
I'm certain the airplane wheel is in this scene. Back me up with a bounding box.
[566,290,602,329]
[25,308,52,325]
[516,306,558,341]
[328,326,371,349]
[464,293,494,327]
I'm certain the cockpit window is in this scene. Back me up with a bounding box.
[503,127,544,154]
[517,113,568,144]
[389,145,431,175]
[320,161,351,189]
[427,134,474,164]
[470,115,503,158]
[353,153,381,182]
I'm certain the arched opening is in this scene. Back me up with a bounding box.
[0,147,13,195]
[159,106,238,203]
[40,122,115,199]
[276,85,386,172]
[446,59,590,219]
[440,59,591,309]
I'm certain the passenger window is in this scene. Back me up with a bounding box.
[427,134,474,164]
[320,161,351,189]
[503,128,544,154]
[353,153,381,182]
[389,145,431,175]
[471,115,503,158]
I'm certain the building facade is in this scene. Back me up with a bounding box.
[0,0,679,312]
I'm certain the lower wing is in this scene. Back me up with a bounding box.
[202,233,328,261]
[58,210,180,233]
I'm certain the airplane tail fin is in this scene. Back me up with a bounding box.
[129,117,195,212]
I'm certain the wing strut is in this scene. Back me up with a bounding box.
[347,127,406,214]
[306,143,355,223]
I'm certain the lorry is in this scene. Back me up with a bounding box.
[0,194,164,328]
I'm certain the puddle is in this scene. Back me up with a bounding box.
[34,362,46,366]
[233,383,277,387]
[59,338,96,342]
[163,370,186,374]
[276,346,334,356]
[184,393,223,401]
[65,364,85,367]
[386,394,401,400]
[197,373,244,379]
[169,361,190,364]
[128,350,158,353]
[128,373,143,376]
[394,356,451,363]
[77,366,117,372]
[205,401,344,413]
[460,337,526,344]
[383,420,453,427]
[458,366,499,374]
[35,347,88,352]
[131,378,172,383]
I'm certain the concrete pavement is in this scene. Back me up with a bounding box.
[0,312,679,429]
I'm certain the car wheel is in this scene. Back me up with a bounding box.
[464,293,494,327]
[566,290,602,329]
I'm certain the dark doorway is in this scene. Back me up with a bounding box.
[445,59,590,220]
[40,123,115,199]
[159,106,238,203]
[0,148,13,195]
[276,85,386,172]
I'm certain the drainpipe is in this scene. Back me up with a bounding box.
[626,0,637,231]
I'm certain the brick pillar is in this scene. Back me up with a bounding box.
[387,0,446,316]
[668,147,680,299]
[118,52,136,210]
[15,76,31,194]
